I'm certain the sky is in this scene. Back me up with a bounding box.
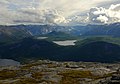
[0,0,120,25]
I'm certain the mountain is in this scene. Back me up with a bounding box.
[0,38,62,61]
[39,31,77,41]
[10,25,72,36]
[0,23,120,63]
[75,36,120,46]
[0,37,120,63]
[69,41,120,62]
[72,22,120,37]
[46,31,70,36]
[1,23,120,37]
[0,25,32,44]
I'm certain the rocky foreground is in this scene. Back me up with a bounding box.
[0,60,120,84]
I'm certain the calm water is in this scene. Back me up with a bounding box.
[0,59,20,66]
[53,40,77,46]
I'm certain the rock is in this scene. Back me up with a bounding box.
[0,60,120,84]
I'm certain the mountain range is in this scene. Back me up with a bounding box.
[0,22,120,37]
[0,23,120,63]
[0,37,120,63]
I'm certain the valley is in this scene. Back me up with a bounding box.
[0,23,120,84]
[0,1,120,83]
[0,23,120,63]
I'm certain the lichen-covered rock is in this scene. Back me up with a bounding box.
[0,60,120,84]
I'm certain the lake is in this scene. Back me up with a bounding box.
[53,40,77,46]
[0,59,20,66]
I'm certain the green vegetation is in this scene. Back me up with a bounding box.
[32,72,44,79]
[0,36,120,63]
[0,69,18,80]
[75,36,120,46]
[21,62,42,70]
[13,77,40,84]
[58,70,93,84]
[37,31,78,41]
[59,70,92,78]
[58,70,113,84]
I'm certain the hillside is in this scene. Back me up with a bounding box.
[0,38,62,61]
[38,31,78,41]
[0,26,32,44]
[0,37,120,63]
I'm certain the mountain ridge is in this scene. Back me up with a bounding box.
[0,37,120,63]
[1,22,120,37]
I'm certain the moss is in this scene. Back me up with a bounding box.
[0,82,9,84]
[58,70,92,78]
[96,72,114,79]
[12,77,40,84]
[60,76,80,84]
[31,72,44,79]
[0,69,18,80]
[58,70,93,84]
[47,64,59,68]
[58,70,114,84]
[40,80,57,84]
[20,62,42,70]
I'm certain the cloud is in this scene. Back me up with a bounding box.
[96,15,108,23]
[0,0,119,25]
[45,14,68,24]
[88,4,120,24]
[66,15,89,25]
[13,8,68,25]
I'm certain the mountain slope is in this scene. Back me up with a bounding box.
[0,26,32,44]
[39,31,77,41]
[1,23,120,37]
[68,41,120,62]
[0,37,120,63]
[73,23,120,37]
[0,38,62,61]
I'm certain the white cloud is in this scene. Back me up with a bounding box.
[13,8,68,25]
[45,14,68,24]
[96,15,108,23]
[67,15,89,25]
[0,0,119,25]
[88,4,120,24]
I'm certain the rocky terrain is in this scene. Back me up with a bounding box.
[0,60,120,84]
